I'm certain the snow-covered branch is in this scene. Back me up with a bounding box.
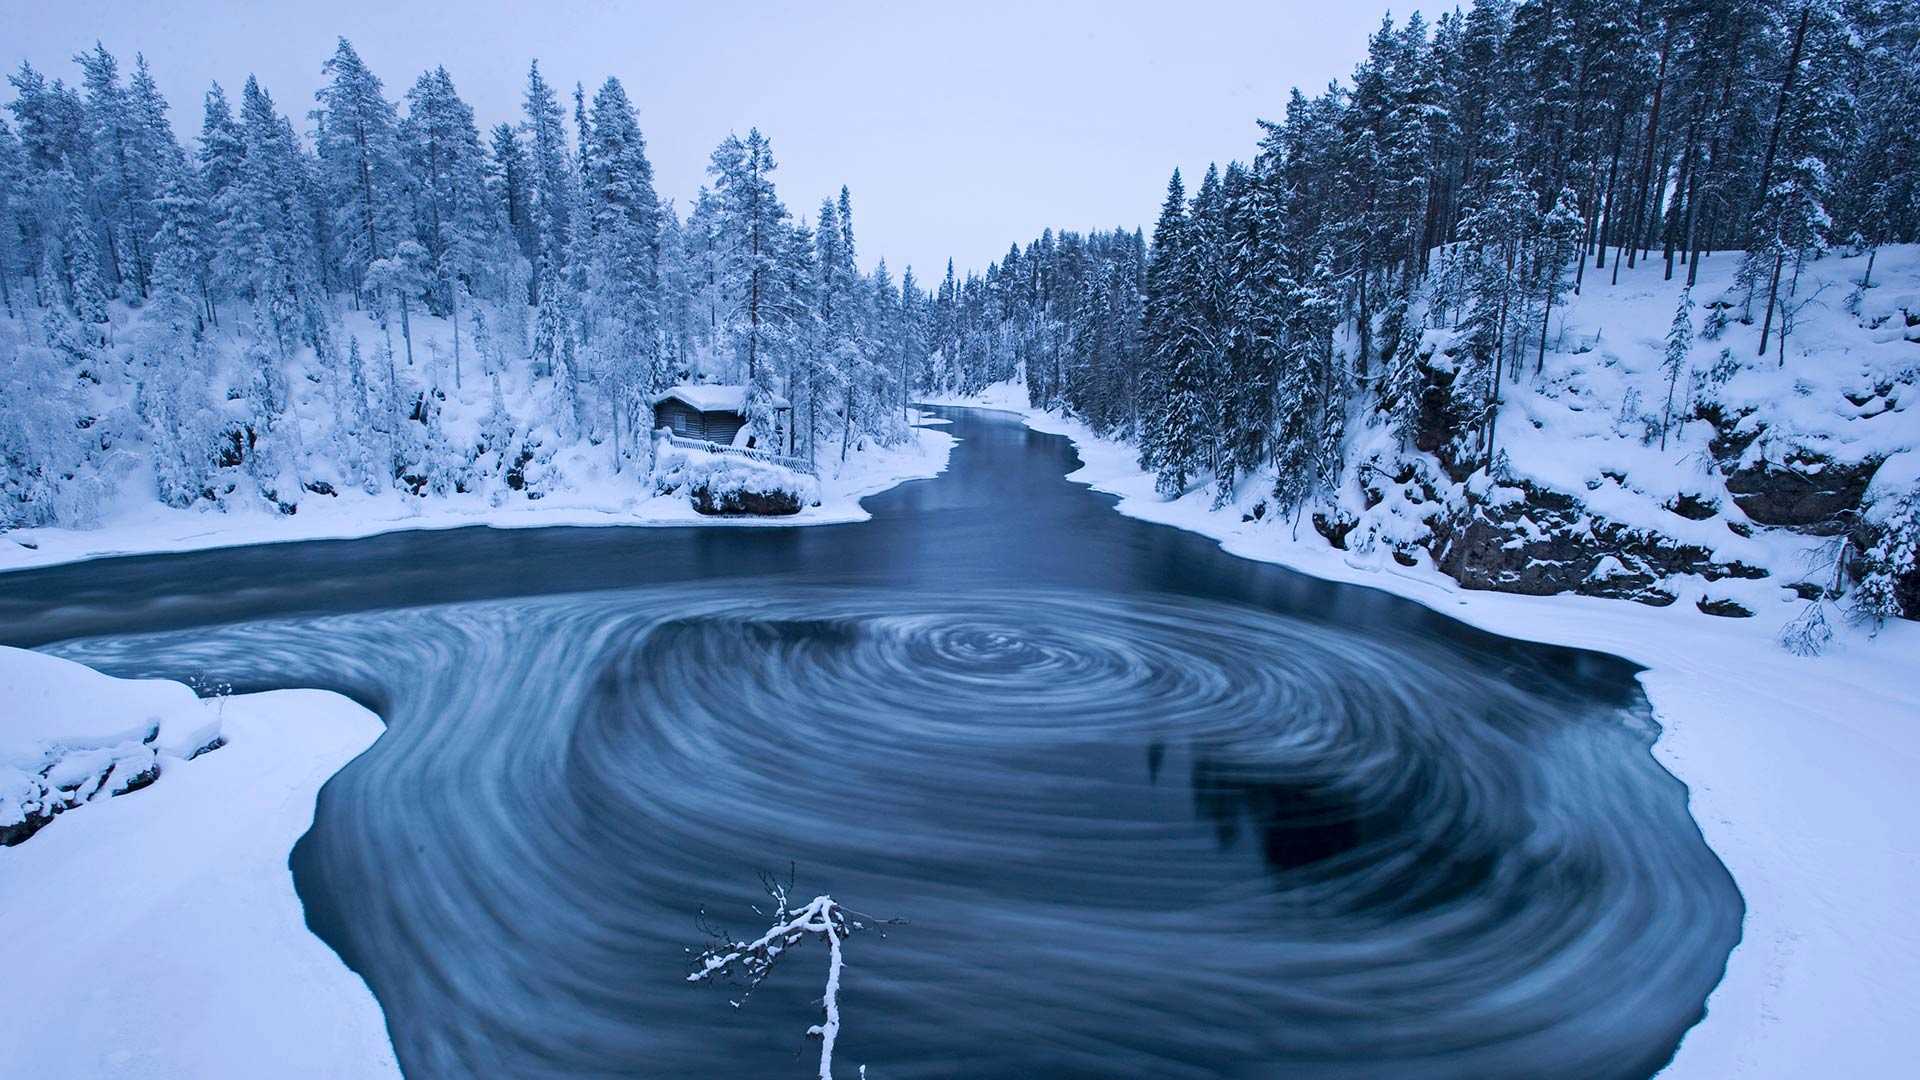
[687,872,897,1080]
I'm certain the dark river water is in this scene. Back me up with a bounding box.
[0,407,1741,1078]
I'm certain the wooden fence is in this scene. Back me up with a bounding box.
[658,431,818,477]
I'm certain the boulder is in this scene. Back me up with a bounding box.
[1433,479,1761,607]
[691,482,804,516]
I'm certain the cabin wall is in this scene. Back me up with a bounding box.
[702,412,746,445]
[653,401,751,446]
[655,401,708,439]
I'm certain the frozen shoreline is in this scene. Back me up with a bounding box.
[0,419,955,575]
[924,387,1920,1078]
[0,649,401,1078]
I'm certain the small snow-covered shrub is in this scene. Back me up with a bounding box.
[654,451,819,516]
[1780,601,1834,656]
[1850,452,1920,625]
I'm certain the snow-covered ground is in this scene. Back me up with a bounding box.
[0,410,953,575]
[926,380,1920,1078]
[0,647,400,1078]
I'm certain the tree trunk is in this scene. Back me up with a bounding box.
[450,290,462,389]
[1753,4,1813,241]
[1596,109,1628,273]
[1669,113,1702,280]
[610,383,622,473]
[1757,251,1784,358]
[1626,24,1675,272]
[397,292,414,366]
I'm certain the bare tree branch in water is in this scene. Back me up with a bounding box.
[687,868,901,1080]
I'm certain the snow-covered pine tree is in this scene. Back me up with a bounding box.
[1660,287,1694,450]
[580,76,661,467]
[401,66,501,331]
[1749,0,1853,359]
[72,43,134,301]
[521,61,573,280]
[1850,477,1919,627]
[1138,169,1189,482]
[316,39,406,307]
[56,160,110,342]
[707,129,790,449]
[0,117,24,317]
[1837,0,1920,293]
[1528,188,1583,375]
[228,77,328,358]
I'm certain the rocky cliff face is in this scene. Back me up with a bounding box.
[1431,479,1768,608]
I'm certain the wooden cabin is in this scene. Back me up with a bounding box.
[650,384,794,454]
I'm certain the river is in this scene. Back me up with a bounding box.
[0,406,1741,1078]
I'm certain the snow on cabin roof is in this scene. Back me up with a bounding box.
[651,384,790,413]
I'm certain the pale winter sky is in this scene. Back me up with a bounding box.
[9,0,1448,279]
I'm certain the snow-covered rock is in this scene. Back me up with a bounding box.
[1,648,225,845]
[0,646,399,1077]
[653,447,821,516]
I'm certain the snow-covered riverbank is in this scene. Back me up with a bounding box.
[0,417,953,575]
[926,385,1920,1078]
[0,648,400,1078]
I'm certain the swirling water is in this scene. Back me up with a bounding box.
[1,408,1741,1078]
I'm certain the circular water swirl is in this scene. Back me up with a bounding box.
[50,584,1739,1079]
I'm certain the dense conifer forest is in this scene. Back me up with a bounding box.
[0,40,921,520]
[922,0,1920,626]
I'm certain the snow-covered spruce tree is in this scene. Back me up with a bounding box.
[1749,0,1852,361]
[0,323,93,527]
[1382,299,1429,448]
[1850,464,1920,627]
[1183,165,1232,504]
[521,61,573,280]
[1448,170,1535,470]
[487,121,538,273]
[0,116,25,318]
[340,335,380,494]
[236,310,293,507]
[227,77,328,359]
[193,81,243,323]
[1528,188,1582,376]
[401,66,500,323]
[56,161,111,343]
[71,44,135,303]
[480,370,514,478]
[1137,169,1188,485]
[143,159,214,506]
[707,128,792,450]
[1660,287,1694,451]
[1837,0,1920,294]
[1302,251,1346,513]
[316,39,406,308]
[579,76,661,468]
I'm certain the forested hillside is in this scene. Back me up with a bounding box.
[0,40,930,536]
[920,0,1920,636]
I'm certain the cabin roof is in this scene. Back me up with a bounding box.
[650,384,790,414]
